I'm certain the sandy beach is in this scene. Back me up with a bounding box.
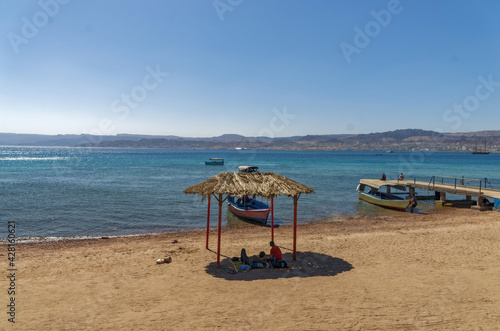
[3,208,500,330]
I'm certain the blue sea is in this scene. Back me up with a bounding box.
[1,147,499,241]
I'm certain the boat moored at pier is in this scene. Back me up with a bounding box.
[357,179,409,211]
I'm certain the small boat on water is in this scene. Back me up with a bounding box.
[238,165,259,173]
[205,158,224,165]
[227,196,270,224]
[356,179,409,211]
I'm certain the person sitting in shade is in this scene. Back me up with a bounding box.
[240,249,268,269]
[249,252,267,268]
[267,241,288,268]
[399,173,405,180]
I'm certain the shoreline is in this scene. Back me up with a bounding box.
[2,144,500,152]
[0,206,452,245]
[5,206,497,246]
[0,226,208,245]
[9,206,497,246]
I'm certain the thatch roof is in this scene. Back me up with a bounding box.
[184,172,314,200]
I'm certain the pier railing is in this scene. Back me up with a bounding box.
[427,175,493,195]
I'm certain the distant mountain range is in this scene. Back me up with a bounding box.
[1,129,499,152]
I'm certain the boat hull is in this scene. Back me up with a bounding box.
[205,160,224,165]
[227,197,270,224]
[358,192,408,211]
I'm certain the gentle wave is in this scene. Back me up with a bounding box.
[0,157,69,161]
[0,228,202,245]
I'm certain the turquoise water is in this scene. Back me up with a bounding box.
[1,147,499,240]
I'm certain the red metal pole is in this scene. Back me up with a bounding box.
[293,195,297,260]
[271,196,274,241]
[217,194,222,265]
[206,195,211,249]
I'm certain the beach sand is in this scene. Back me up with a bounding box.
[3,208,500,330]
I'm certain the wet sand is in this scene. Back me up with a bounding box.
[2,208,500,330]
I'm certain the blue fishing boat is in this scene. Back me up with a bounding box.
[227,196,270,224]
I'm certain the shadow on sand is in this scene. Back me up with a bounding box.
[205,251,354,281]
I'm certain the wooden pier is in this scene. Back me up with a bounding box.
[361,176,500,210]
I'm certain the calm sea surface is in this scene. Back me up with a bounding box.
[1,147,499,241]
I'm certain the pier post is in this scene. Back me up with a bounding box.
[435,191,446,206]
[440,192,446,203]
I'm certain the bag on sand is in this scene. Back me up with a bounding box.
[272,260,288,268]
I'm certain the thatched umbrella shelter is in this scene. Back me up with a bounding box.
[184,172,314,265]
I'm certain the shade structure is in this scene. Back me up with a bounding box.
[184,172,314,265]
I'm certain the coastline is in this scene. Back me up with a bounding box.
[3,129,500,151]
[0,227,208,245]
[3,206,487,245]
[3,208,500,329]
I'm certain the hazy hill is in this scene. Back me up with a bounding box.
[1,129,499,151]
[0,133,177,147]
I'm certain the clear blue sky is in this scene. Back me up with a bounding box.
[1,0,499,137]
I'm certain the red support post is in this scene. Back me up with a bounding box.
[217,194,223,265]
[206,195,211,249]
[293,195,298,260]
[271,196,274,241]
